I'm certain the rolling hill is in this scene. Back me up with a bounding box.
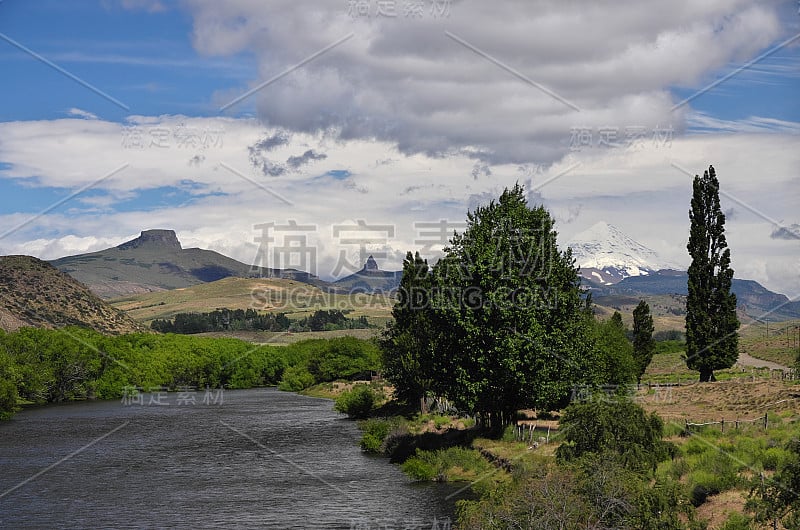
[0,255,144,334]
[109,276,395,325]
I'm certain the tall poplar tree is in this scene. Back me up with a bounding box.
[380,251,436,412]
[632,300,655,385]
[685,165,739,382]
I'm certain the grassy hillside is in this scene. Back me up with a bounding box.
[0,255,145,334]
[109,276,395,325]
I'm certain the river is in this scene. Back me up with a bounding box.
[0,388,463,529]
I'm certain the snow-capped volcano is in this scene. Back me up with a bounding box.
[565,222,678,285]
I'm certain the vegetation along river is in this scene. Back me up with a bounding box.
[0,388,462,528]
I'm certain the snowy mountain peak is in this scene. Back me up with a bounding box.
[566,222,677,284]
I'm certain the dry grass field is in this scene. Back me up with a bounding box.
[109,276,395,325]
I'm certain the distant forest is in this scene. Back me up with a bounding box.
[150,308,372,334]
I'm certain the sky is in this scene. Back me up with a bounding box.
[0,0,798,298]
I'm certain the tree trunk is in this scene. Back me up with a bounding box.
[699,368,716,382]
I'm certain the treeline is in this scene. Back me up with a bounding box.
[0,327,380,420]
[150,308,371,334]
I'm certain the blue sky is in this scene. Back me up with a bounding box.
[1,1,798,124]
[0,1,798,294]
[0,1,256,121]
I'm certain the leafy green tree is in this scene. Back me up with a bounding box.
[686,165,739,382]
[0,340,20,419]
[431,184,599,429]
[593,311,636,386]
[632,300,655,385]
[381,251,437,412]
[306,336,380,382]
[556,395,673,474]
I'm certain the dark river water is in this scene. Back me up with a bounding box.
[0,388,463,529]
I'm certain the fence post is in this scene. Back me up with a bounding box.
[764,413,769,430]
[721,419,724,434]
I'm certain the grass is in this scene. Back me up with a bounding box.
[193,327,382,345]
[345,376,800,528]
[401,446,496,482]
[109,276,395,325]
[738,319,799,368]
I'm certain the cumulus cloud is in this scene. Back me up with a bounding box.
[771,223,800,240]
[251,131,291,152]
[2,1,798,294]
[286,149,327,170]
[0,114,797,295]
[187,0,784,164]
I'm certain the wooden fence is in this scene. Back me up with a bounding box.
[683,413,769,434]
[512,423,552,445]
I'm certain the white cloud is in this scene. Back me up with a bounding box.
[1,1,797,298]
[66,108,99,120]
[0,114,798,296]
[184,0,784,164]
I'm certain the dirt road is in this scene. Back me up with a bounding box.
[735,351,789,371]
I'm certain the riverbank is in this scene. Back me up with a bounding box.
[320,378,800,529]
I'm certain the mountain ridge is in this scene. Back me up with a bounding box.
[51,229,327,299]
[566,221,680,284]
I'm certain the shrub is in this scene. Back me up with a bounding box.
[334,385,376,419]
[277,365,316,391]
[683,446,741,508]
[762,447,791,471]
[401,447,491,482]
[556,395,673,474]
[719,512,752,530]
[401,453,437,481]
[359,419,391,453]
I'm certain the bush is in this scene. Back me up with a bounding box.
[359,419,391,453]
[687,452,739,507]
[401,447,491,482]
[334,385,376,419]
[277,365,315,392]
[556,395,673,474]
[689,470,722,506]
[762,447,791,471]
[719,512,752,530]
[401,453,437,481]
